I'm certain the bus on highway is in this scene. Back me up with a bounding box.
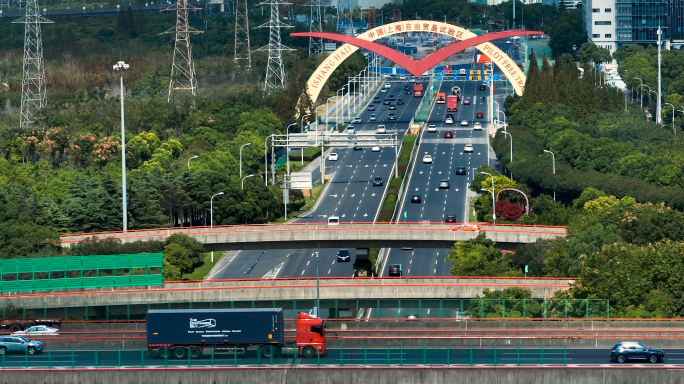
[436,92,445,104]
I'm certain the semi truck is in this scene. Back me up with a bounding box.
[413,84,423,97]
[146,309,326,359]
[1,319,61,332]
[446,95,458,112]
[436,92,445,104]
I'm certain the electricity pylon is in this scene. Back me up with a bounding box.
[234,0,251,68]
[257,0,293,92]
[305,0,323,55]
[13,0,52,128]
[162,0,202,105]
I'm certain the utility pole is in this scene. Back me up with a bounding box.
[337,0,352,33]
[257,0,293,92]
[234,0,251,69]
[14,0,52,128]
[163,0,202,106]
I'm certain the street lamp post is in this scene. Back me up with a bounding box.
[210,191,224,262]
[239,142,251,178]
[480,171,496,224]
[503,131,513,181]
[301,113,312,132]
[543,150,556,201]
[242,174,255,190]
[634,77,643,111]
[113,61,130,232]
[187,155,198,170]
[286,123,297,176]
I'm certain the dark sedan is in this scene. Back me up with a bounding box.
[445,214,457,223]
[388,114,397,120]
[610,342,665,364]
[456,166,467,175]
[372,177,383,186]
[373,96,381,103]
[397,99,404,105]
[389,94,396,101]
[410,194,421,203]
[383,99,390,105]
[368,105,376,111]
[389,105,396,110]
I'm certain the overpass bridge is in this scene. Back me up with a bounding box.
[59,223,567,251]
[2,277,574,312]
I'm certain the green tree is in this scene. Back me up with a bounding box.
[162,234,205,278]
[446,233,518,276]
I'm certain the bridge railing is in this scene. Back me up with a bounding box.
[0,345,570,369]
[1,298,607,322]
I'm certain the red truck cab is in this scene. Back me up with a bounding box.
[413,84,423,97]
[295,312,326,355]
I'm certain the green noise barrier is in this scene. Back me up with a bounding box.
[0,253,163,292]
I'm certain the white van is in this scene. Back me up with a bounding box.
[376,124,387,134]
[328,216,340,225]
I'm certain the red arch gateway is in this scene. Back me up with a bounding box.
[291,30,542,77]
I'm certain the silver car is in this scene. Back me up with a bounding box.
[0,336,43,355]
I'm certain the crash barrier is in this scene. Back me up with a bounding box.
[1,298,609,322]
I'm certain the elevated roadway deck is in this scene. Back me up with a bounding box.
[59,223,567,251]
[2,277,573,309]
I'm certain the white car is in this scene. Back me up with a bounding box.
[376,126,387,134]
[371,146,380,152]
[384,83,391,88]
[464,144,474,153]
[328,152,338,161]
[460,120,469,127]
[427,124,437,133]
[399,75,407,80]
[473,122,482,130]
[445,117,453,124]
[380,88,387,93]
[422,155,433,164]
[347,127,356,134]
[12,326,60,336]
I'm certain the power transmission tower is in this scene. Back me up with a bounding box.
[305,0,323,55]
[13,0,52,128]
[1,0,11,11]
[162,0,202,105]
[234,0,251,69]
[257,0,293,92]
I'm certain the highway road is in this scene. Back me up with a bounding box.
[379,39,524,284]
[3,347,683,368]
[209,80,427,280]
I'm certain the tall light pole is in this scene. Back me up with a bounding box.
[543,150,556,201]
[187,155,198,170]
[480,171,496,224]
[657,26,662,125]
[286,123,297,176]
[503,131,513,181]
[239,142,251,178]
[113,61,130,232]
[634,77,643,110]
[242,174,255,189]
[210,191,224,262]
